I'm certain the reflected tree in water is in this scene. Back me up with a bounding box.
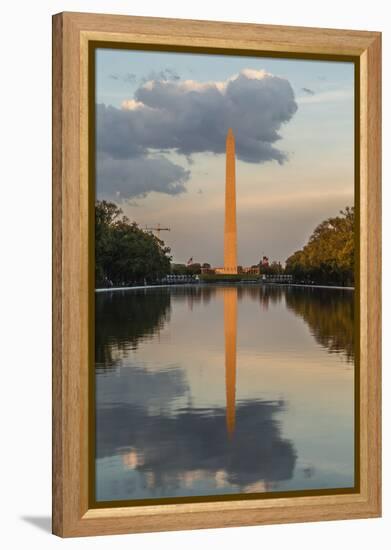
[285,287,354,361]
[256,285,284,310]
[95,289,171,366]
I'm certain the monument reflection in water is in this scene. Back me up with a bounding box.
[95,285,355,502]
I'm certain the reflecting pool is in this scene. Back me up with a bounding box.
[95,285,355,502]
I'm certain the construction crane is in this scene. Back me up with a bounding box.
[145,223,171,236]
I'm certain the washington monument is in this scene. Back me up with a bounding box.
[224,128,238,274]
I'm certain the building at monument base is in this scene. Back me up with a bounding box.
[201,265,261,276]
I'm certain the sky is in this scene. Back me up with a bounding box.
[95,48,355,266]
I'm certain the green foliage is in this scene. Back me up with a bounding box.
[95,200,172,287]
[259,261,284,275]
[171,263,189,275]
[187,263,201,275]
[171,263,201,275]
[285,207,355,286]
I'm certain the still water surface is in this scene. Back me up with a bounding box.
[95,285,355,502]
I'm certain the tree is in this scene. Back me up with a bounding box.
[95,200,172,286]
[171,263,202,275]
[187,262,201,275]
[171,263,188,275]
[285,207,355,286]
[258,259,283,275]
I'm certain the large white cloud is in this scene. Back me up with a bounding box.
[96,69,297,200]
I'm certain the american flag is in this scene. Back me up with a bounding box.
[187,257,193,266]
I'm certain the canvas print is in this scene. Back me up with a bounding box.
[93,47,356,505]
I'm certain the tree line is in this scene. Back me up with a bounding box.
[96,201,355,287]
[96,200,171,287]
[285,206,355,286]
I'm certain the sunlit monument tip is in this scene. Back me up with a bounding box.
[224,128,238,275]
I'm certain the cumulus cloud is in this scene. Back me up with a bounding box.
[97,153,190,200]
[97,68,297,200]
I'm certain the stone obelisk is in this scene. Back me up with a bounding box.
[224,128,238,274]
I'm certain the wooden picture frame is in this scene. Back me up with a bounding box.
[52,11,381,537]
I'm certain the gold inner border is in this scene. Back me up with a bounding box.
[86,40,361,510]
